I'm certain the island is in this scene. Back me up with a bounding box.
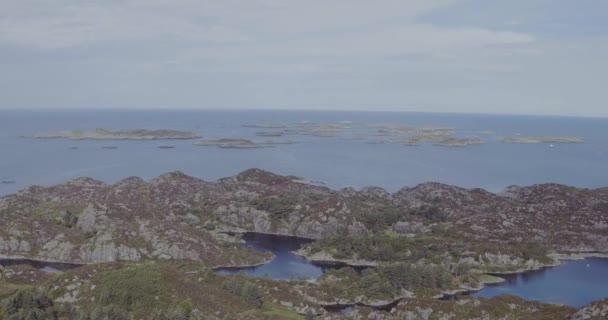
[193,138,272,148]
[433,137,483,147]
[500,136,584,144]
[242,124,287,129]
[32,128,202,140]
[255,131,285,137]
[0,169,607,319]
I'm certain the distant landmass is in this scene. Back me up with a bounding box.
[32,128,201,140]
[500,136,584,144]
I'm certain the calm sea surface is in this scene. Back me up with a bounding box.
[1,110,607,196]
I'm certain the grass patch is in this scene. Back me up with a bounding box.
[92,262,169,310]
[261,304,305,320]
[480,274,505,284]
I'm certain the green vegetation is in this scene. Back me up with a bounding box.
[354,203,446,232]
[358,205,408,232]
[0,289,57,320]
[317,263,454,301]
[58,264,169,320]
[259,304,305,320]
[222,277,264,307]
[60,210,78,228]
[408,205,448,222]
[307,233,450,262]
[252,196,298,221]
[380,264,453,291]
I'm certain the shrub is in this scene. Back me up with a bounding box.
[93,263,166,310]
[1,289,57,320]
[61,210,78,228]
[221,278,263,307]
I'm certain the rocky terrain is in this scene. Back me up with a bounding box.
[32,128,201,140]
[193,138,272,148]
[1,169,607,264]
[500,136,585,144]
[0,169,607,319]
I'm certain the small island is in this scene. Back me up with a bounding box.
[500,136,584,144]
[193,138,272,148]
[433,137,483,147]
[255,131,284,137]
[33,128,201,140]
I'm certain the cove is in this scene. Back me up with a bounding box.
[471,258,608,308]
[214,232,356,280]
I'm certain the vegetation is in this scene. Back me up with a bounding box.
[307,233,450,262]
[222,277,264,307]
[252,196,299,221]
[317,263,454,301]
[0,289,57,320]
[60,210,78,228]
[354,203,446,232]
[91,263,168,311]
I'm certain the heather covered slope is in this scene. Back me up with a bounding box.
[0,170,607,319]
[0,169,607,266]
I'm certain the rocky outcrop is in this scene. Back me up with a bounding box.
[572,299,608,320]
[0,169,607,266]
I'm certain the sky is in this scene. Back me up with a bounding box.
[0,0,607,117]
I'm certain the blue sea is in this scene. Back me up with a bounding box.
[1,110,607,196]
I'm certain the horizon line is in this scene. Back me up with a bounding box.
[0,107,606,120]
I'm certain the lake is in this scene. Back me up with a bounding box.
[215,232,346,280]
[0,259,82,273]
[472,258,608,308]
[216,233,608,308]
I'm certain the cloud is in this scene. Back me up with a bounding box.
[0,0,606,117]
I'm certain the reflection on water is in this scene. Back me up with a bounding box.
[472,258,608,307]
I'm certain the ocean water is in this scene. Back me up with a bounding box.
[1,110,607,196]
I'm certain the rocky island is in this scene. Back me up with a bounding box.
[0,169,607,319]
[32,128,201,140]
[500,136,585,144]
[193,138,273,148]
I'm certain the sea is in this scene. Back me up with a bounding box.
[1,109,607,196]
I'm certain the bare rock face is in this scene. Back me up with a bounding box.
[1,168,607,265]
[572,299,608,320]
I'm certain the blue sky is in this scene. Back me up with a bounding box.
[0,0,606,117]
